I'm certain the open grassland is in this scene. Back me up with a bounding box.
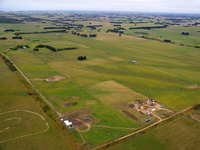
[2,18,200,147]
[0,59,70,150]
[125,25,200,46]
[108,115,200,150]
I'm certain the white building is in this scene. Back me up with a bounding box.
[64,120,73,127]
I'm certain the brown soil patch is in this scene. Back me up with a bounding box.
[65,103,72,107]
[135,99,144,104]
[66,108,92,118]
[182,84,200,90]
[122,110,138,121]
[68,118,83,126]
[46,75,65,82]
[65,96,80,101]
[128,104,135,108]
[80,115,95,123]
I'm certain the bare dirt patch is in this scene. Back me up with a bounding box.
[79,115,95,124]
[46,75,65,82]
[65,108,92,118]
[182,84,200,90]
[65,103,72,107]
[122,110,138,121]
[61,117,84,126]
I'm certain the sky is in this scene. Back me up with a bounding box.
[0,0,200,13]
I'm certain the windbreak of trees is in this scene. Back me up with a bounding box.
[0,17,23,24]
[181,32,189,35]
[0,37,7,40]
[129,25,168,30]
[12,36,22,39]
[15,30,67,35]
[89,34,97,37]
[113,25,121,27]
[35,45,78,51]
[129,21,148,23]
[81,34,88,37]
[106,29,124,33]
[86,26,96,29]
[110,21,123,24]
[92,25,102,27]
[43,27,66,29]
[164,39,171,42]
[4,29,15,32]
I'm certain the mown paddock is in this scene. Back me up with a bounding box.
[108,115,200,150]
[85,80,152,123]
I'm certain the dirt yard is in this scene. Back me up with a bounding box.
[80,115,95,123]
[130,99,163,115]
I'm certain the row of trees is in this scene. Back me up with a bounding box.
[35,45,78,51]
[129,25,168,30]
[0,37,7,40]
[71,31,97,38]
[15,30,67,35]
[4,29,15,32]
[12,36,22,39]
[0,17,23,24]
[181,32,189,35]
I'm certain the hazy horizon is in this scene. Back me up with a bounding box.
[0,0,200,13]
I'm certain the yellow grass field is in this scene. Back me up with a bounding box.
[86,80,147,110]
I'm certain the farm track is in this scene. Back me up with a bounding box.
[91,125,136,130]
[2,54,63,118]
[90,105,196,150]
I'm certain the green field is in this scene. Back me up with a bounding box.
[108,114,200,150]
[1,12,200,149]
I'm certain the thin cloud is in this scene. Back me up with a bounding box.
[0,0,200,13]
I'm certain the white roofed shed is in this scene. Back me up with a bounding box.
[64,120,73,126]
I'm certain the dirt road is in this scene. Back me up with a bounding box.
[2,54,63,117]
[90,104,197,150]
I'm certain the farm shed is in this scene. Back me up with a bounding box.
[64,120,73,127]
